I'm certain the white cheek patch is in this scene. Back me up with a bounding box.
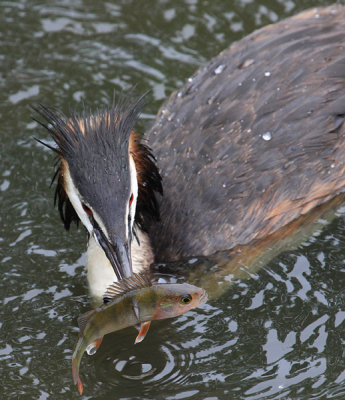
[64,155,138,244]
[129,155,139,231]
[63,165,94,234]
[92,213,109,241]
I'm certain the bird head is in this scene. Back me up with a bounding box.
[34,93,162,281]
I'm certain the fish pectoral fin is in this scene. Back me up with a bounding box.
[86,336,104,356]
[134,321,151,344]
[132,303,140,320]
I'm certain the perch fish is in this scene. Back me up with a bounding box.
[72,273,208,394]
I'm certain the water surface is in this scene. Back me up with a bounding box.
[1,0,345,399]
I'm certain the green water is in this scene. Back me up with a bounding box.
[2,0,345,399]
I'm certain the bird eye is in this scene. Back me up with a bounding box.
[82,203,92,215]
[129,193,134,206]
[180,294,192,305]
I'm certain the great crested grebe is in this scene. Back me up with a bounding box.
[35,5,345,301]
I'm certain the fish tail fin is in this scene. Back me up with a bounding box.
[134,321,151,344]
[77,380,84,395]
[72,356,83,395]
[72,336,84,395]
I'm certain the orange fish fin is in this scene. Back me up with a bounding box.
[93,336,103,350]
[134,321,151,344]
[72,357,83,395]
[86,336,104,355]
[77,380,83,395]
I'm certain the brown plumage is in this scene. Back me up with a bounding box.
[147,5,345,262]
[129,131,163,232]
[36,5,345,283]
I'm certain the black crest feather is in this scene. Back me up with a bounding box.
[33,92,162,233]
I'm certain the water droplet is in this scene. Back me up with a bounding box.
[86,343,97,356]
[223,184,226,188]
[315,13,320,18]
[208,95,216,105]
[264,71,271,77]
[238,82,242,86]
[243,59,255,68]
[167,113,175,122]
[177,91,182,97]
[143,182,147,187]
[262,132,272,141]
[188,77,193,82]
[331,163,335,168]
[214,64,225,75]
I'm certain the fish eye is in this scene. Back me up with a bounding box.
[180,294,192,304]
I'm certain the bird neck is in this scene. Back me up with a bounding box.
[86,229,154,305]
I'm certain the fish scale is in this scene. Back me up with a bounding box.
[71,273,207,394]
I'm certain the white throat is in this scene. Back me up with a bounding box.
[86,229,154,305]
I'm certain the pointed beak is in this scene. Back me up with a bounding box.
[93,227,132,280]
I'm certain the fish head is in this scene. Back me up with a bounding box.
[153,283,208,320]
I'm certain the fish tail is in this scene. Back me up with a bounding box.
[77,380,84,395]
[72,356,83,395]
[72,336,85,395]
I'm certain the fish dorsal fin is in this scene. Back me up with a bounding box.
[77,309,97,332]
[103,273,152,303]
